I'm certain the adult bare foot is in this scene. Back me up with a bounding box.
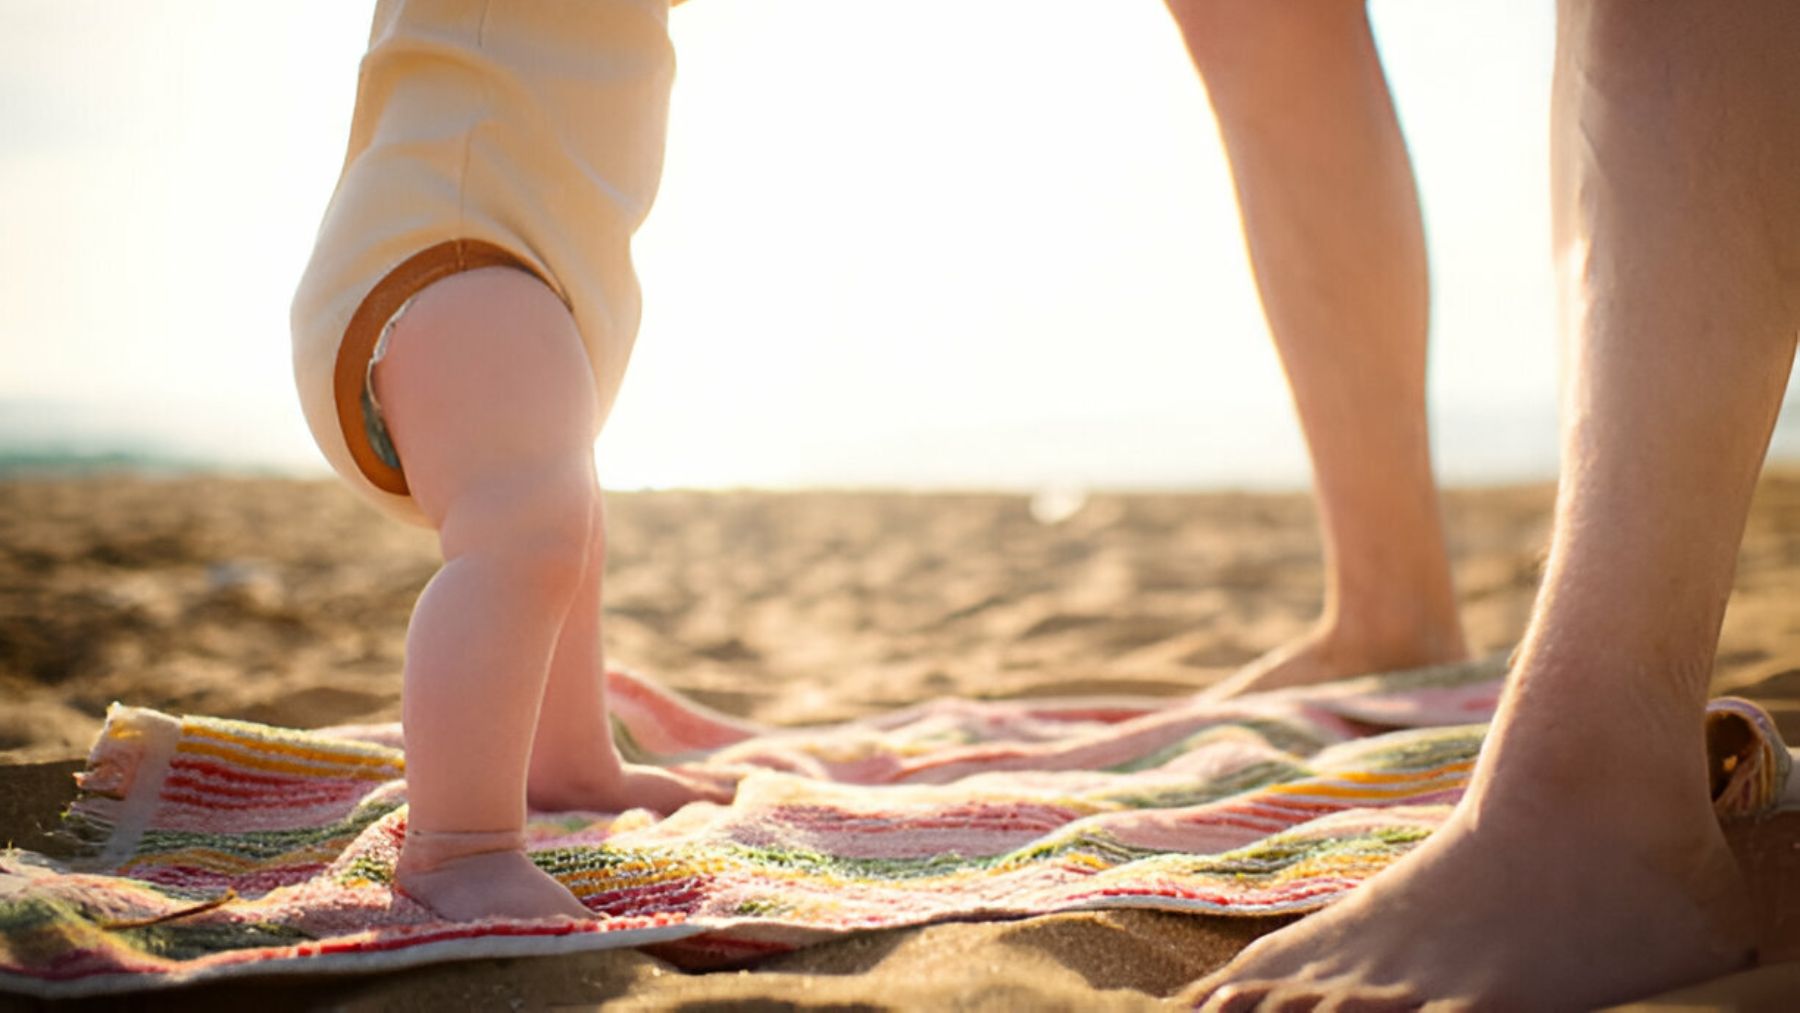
[396,832,592,922]
[1187,741,1756,1010]
[1202,619,1467,700]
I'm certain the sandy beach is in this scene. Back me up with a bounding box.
[3,474,1799,1009]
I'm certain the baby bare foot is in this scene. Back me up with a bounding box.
[395,829,591,922]
[1186,782,1756,1011]
[528,759,733,815]
[1202,621,1467,701]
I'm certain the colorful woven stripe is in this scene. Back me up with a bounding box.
[0,658,1788,998]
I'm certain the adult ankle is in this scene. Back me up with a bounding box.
[1313,607,1467,673]
[1468,714,1716,841]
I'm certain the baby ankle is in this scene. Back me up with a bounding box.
[400,826,527,872]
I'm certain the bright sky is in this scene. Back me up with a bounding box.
[1,1,1577,489]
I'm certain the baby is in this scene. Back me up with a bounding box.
[290,0,715,920]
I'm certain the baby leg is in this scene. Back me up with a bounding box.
[374,266,600,921]
[526,496,730,814]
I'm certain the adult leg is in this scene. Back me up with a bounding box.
[1167,0,1466,698]
[377,267,601,921]
[1194,1,1800,1008]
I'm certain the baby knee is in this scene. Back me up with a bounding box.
[439,465,600,596]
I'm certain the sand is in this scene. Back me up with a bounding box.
[3,474,1799,1009]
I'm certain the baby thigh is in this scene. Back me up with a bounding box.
[374,266,601,541]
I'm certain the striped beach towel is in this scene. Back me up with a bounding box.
[0,658,1790,997]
